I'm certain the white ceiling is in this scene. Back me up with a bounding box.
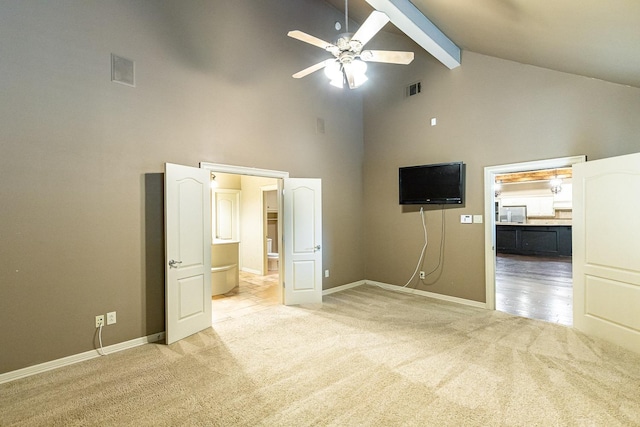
[325,0,640,88]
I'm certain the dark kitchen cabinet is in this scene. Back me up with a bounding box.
[496,225,572,257]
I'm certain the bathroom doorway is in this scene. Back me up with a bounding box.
[210,173,281,322]
[202,161,324,316]
[484,156,586,325]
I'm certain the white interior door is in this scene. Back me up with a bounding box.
[573,152,640,353]
[283,178,322,305]
[165,163,212,344]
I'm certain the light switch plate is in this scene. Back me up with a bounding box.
[473,215,483,223]
[461,215,473,224]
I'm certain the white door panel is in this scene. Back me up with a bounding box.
[283,178,322,305]
[293,261,316,291]
[573,152,640,353]
[165,163,212,344]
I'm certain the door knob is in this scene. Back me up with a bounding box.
[168,259,182,268]
[314,245,321,252]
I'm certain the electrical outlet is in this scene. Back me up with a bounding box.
[419,271,425,279]
[324,269,330,278]
[107,311,117,325]
[95,315,105,328]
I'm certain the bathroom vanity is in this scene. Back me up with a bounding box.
[211,242,239,295]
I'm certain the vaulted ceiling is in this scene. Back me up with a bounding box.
[325,0,640,88]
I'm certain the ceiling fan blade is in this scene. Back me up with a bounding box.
[361,50,414,65]
[292,61,327,79]
[351,11,390,47]
[288,30,336,51]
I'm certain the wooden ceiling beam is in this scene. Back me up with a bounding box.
[496,167,572,184]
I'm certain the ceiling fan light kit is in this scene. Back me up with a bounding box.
[288,1,414,89]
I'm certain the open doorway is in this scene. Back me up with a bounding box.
[201,161,324,318]
[484,156,586,325]
[165,162,322,342]
[209,171,282,323]
[263,186,279,277]
[200,162,289,323]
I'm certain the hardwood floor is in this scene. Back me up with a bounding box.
[496,254,573,326]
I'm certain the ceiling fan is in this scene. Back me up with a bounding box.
[287,0,414,89]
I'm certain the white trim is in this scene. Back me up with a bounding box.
[483,155,587,310]
[324,279,486,308]
[365,280,487,308]
[261,184,278,191]
[322,280,366,295]
[200,162,289,179]
[0,332,165,385]
[3,275,485,385]
[365,0,460,69]
[241,267,262,275]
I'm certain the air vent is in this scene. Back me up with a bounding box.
[111,54,135,87]
[406,81,422,97]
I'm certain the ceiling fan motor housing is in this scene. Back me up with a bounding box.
[333,33,363,54]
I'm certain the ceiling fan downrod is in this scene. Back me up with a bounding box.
[345,0,349,33]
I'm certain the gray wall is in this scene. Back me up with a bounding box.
[0,0,365,374]
[363,38,640,301]
[3,0,640,376]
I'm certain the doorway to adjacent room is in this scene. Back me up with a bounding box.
[209,172,281,323]
[483,156,586,325]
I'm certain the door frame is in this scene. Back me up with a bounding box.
[200,162,288,304]
[483,155,586,310]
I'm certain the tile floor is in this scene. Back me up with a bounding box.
[211,271,281,323]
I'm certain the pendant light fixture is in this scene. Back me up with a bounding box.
[550,171,562,194]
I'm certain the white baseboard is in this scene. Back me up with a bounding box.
[2,281,484,385]
[241,267,262,275]
[0,331,165,385]
[364,280,487,309]
[322,280,366,295]
[323,279,486,309]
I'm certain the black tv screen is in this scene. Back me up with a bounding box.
[399,162,465,205]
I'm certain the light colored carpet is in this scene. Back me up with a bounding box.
[2,285,640,426]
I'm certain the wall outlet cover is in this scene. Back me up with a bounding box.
[107,311,117,325]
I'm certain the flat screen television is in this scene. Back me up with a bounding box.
[399,162,465,205]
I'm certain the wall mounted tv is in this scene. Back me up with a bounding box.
[399,162,465,205]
